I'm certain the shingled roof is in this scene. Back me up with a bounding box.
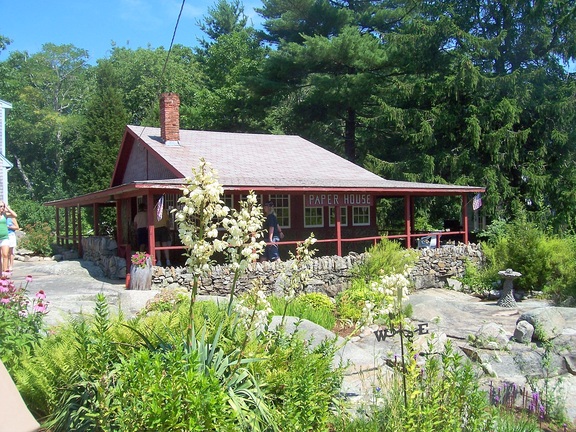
[124,125,483,194]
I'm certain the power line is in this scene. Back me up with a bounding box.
[159,0,186,91]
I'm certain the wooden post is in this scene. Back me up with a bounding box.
[55,208,61,246]
[336,204,342,256]
[146,192,156,263]
[93,203,100,236]
[77,204,83,256]
[462,194,469,244]
[404,195,412,249]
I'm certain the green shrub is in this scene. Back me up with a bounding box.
[335,279,373,322]
[540,236,576,300]
[336,238,417,325]
[295,292,335,312]
[458,259,496,294]
[481,220,576,300]
[264,331,344,431]
[18,222,55,256]
[7,197,55,229]
[351,238,418,283]
[107,347,236,431]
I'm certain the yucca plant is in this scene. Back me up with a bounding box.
[188,322,275,431]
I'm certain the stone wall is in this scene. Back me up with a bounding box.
[150,243,485,296]
[151,253,364,297]
[410,243,485,290]
[81,237,484,295]
[81,237,127,279]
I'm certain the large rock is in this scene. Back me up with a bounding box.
[517,308,566,341]
[513,320,535,344]
[473,323,511,350]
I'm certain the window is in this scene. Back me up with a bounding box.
[304,207,324,228]
[237,194,263,214]
[352,206,370,226]
[223,194,233,209]
[267,194,290,228]
[329,206,348,227]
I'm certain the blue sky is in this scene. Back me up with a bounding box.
[1,0,263,63]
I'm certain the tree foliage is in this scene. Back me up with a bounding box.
[0,0,575,233]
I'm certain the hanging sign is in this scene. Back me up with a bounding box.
[305,193,372,207]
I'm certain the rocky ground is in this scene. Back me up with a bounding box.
[12,257,576,427]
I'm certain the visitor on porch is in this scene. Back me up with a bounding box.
[261,200,284,262]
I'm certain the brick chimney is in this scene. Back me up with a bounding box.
[160,92,180,144]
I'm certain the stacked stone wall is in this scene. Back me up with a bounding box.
[81,237,126,279]
[410,244,485,290]
[151,243,485,296]
[80,237,484,295]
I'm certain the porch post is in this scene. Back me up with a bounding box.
[410,195,415,233]
[336,204,342,256]
[93,203,100,236]
[55,208,61,247]
[146,192,157,263]
[65,208,70,247]
[77,204,83,256]
[115,200,123,246]
[404,194,412,249]
[72,206,77,248]
[462,194,469,244]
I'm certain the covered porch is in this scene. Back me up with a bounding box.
[46,180,484,270]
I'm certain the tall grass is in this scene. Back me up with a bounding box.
[268,294,336,330]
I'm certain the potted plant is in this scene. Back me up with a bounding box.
[129,252,152,290]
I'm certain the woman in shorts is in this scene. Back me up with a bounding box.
[0,202,18,273]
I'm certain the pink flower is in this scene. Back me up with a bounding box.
[0,279,8,287]
[36,290,46,300]
[0,285,8,293]
[33,303,48,314]
[26,275,33,283]
[1,298,10,304]
[19,310,28,318]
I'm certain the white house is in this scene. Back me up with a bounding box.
[0,99,13,204]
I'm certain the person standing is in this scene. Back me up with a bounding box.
[154,197,172,267]
[262,201,284,262]
[0,202,18,273]
[133,203,148,252]
[6,216,19,273]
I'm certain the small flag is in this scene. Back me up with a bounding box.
[155,196,164,221]
[472,193,482,211]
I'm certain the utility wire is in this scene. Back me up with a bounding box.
[159,0,186,92]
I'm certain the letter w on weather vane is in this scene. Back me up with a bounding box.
[373,323,429,342]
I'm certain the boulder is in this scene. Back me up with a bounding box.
[473,323,511,350]
[517,308,565,341]
[513,320,535,344]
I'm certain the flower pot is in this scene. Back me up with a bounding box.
[129,257,153,290]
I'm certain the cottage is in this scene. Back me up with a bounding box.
[46,93,484,266]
